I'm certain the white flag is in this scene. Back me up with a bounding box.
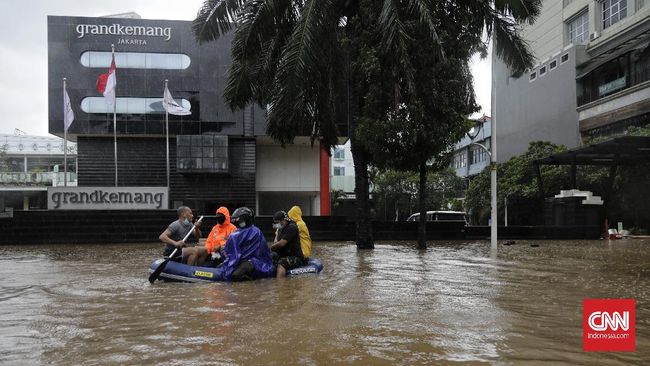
[163,85,191,116]
[63,84,75,131]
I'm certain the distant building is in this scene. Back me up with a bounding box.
[451,115,492,182]
[47,14,347,215]
[0,134,77,210]
[492,0,649,161]
[330,140,355,197]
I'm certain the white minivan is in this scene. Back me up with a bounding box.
[406,211,469,225]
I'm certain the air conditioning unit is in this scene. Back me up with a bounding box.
[590,32,600,41]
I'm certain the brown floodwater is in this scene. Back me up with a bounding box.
[0,240,648,365]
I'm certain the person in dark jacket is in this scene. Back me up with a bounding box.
[271,210,306,278]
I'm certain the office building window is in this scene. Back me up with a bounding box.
[529,71,537,81]
[333,148,345,160]
[602,0,627,29]
[333,166,345,176]
[567,11,589,44]
[80,51,191,70]
[539,66,547,76]
[81,97,191,114]
[550,59,558,70]
[176,135,229,173]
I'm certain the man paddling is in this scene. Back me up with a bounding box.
[159,206,206,265]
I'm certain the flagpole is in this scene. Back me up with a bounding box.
[112,44,118,187]
[165,80,170,189]
[63,78,68,187]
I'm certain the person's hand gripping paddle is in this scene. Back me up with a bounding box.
[148,216,203,283]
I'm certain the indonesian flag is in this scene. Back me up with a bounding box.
[63,83,75,131]
[96,53,116,107]
[163,85,191,116]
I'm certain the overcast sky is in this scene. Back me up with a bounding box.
[0,0,491,137]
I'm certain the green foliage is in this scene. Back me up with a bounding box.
[579,123,650,230]
[330,189,346,209]
[193,0,543,245]
[372,167,464,220]
[193,0,543,151]
[465,141,571,225]
[583,123,650,145]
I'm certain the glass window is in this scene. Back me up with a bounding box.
[568,11,589,45]
[561,53,569,63]
[529,71,537,81]
[80,51,191,70]
[602,0,627,29]
[7,158,25,172]
[550,59,558,70]
[176,135,229,173]
[80,97,191,114]
[453,152,467,168]
[333,166,345,176]
[470,145,487,165]
[539,66,547,76]
[333,148,345,160]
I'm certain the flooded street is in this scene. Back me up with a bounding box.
[0,240,648,365]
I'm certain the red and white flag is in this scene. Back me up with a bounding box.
[96,53,117,107]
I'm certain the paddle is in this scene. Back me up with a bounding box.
[148,216,203,283]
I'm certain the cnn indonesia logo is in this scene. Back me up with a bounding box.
[583,299,635,352]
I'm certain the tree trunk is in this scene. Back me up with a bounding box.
[418,162,427,249]
[350,135,374,249]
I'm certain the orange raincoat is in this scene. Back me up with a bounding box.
[205,207,237,254]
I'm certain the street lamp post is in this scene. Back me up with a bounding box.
[466,118,497,255]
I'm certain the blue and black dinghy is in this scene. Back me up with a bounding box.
[148,257,323,283]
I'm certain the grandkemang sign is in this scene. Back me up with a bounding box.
[48,187,168,210]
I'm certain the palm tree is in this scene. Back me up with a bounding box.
[193,0,542,250]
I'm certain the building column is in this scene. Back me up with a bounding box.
[319,141,330,216]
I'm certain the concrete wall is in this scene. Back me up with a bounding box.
[255,142,319,192]
[255,141,321,215]
[523,0,565,61]
[492,46,581,161]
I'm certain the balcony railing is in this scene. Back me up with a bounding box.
[0,172,77,187]
[578,66,650,106]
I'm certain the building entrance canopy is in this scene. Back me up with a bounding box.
[535,136,650,167]
[533,136,650,209]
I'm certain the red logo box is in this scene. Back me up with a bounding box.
[583,298,635,352]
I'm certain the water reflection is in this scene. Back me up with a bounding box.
[0,240,648,365]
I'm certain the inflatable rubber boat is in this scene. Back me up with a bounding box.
[148,258,324,283]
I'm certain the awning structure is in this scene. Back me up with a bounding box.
[533,136,650,207]
[535,136,650,167]
[576,31,649,80]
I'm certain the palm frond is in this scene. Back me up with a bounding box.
[378,0,415,93]
[406,0,444,59]
[266,0,341,146]
[192,0,247,43]
[494,0,542,25]
[492,11,535,75]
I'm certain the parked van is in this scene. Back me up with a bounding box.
[406,211,469,225]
